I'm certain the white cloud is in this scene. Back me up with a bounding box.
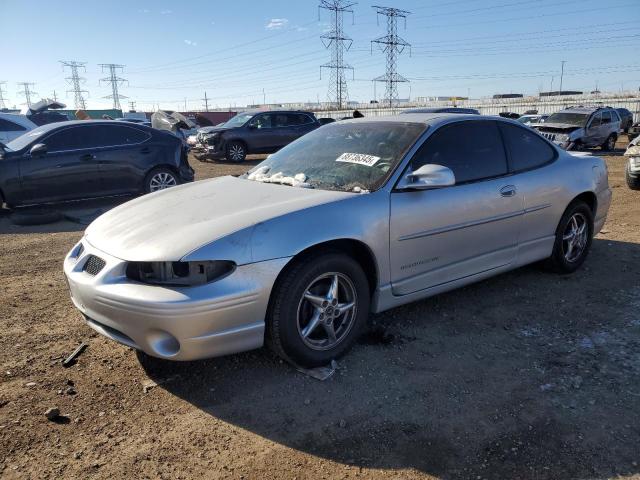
[184,39,198,46]
[160,9,173,15]
[265,18,288,30]
[138,9,150,13]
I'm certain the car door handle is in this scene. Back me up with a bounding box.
[140,147,151,154]
[500,185,517,197]
[80,154,96,161]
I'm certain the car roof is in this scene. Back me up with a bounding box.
[0,112,38,128]
[334,113,491,128]
[27,119,150,135]
[557,106,614,114]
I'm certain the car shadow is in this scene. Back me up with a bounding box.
[139,238,640,479]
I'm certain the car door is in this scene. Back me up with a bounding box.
[19,125,101,204]
[246,113,277,153]
[389,120,522,295]
[584,113,604,147]
[95,124,153,195]
[497,122,559,263]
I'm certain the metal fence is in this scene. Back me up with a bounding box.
[315,94,640,122]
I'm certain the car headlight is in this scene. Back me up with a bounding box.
[126,260,235,286]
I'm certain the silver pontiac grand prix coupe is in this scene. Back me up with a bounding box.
[64,114,611,367]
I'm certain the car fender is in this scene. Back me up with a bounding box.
[182,190,391,287]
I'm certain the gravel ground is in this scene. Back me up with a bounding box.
[0,146,639,480]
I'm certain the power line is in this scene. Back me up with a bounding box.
[0,82,7,109]
[17,82,37,107]
[99,63,128,110]
[319,0,356,109]
[60,60,89,110]
[371,5,411,107]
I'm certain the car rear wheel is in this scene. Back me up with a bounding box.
[546,201,593,273]
[626,162,640,190]
[601,134,616,151]
[226,141,247,162]
[144,167,178,193]
[266,252,370,367]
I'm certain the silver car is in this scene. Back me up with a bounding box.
[63,114,611,367]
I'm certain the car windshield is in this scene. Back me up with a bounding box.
[517,116,533,123]
[223,113,254,128]
[545,112,589,127]
[6,128,47,151]
[242,121,425,192]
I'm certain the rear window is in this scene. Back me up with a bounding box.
[499,123,556,172]
[0,118,27,132]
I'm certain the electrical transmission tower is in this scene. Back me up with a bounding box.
[371,5,411,107]
[60,61,89,109]
[17,82,37,107]
[0,81,8,109]
[128,101,136,111]
[99,64,128,110]
[319,0,356,109]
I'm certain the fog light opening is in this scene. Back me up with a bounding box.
[147,330,180,357]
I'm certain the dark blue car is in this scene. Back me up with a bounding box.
[0,120,193,208]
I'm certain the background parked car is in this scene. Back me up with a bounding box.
[533,106,621,151]
[0,112,38,144]
[402,107,480,115]
[517,114,548,126]
[0,120,193,207]
[625,135,640,190]
[199,110,321,162]
[616,108,634,133]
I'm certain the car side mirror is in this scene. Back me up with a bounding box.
[30,143,47,156]
[397,164,455,190]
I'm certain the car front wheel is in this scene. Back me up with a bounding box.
[266,252,370,367]
[546,201,593,273]
[226,141,247,162]
[626,162,640,190]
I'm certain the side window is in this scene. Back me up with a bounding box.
[273,114,289,128]
[499,123,556,172]
[43,127,98,152]
[298,114,314,125]
[249,114,273,129]
[589,113,602,128]
[0,119,27,132]
[610,110,620,122]
[410,121,508,184]
[601,111,612,124]
[97,125,150,146]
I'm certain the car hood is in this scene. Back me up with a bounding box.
[85,176,352,261]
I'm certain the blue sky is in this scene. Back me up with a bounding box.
[2,0,639,111]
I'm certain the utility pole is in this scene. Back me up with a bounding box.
[262,88,266,106]
[99,64,128,110]
[17,82,37,107]
[559,60,566,94]
[60,60,89,109]
[52,90,58,102]
[128,100,136,111]
[371,5,411,108]
[0,81,7,109]
[202,92,210,112]
[319,0,356,109]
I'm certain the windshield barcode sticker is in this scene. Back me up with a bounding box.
[336,152,381,167]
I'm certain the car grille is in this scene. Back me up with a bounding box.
[540,132,556,141]
[83,255,106,276]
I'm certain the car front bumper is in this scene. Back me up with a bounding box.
[63,239,290,361]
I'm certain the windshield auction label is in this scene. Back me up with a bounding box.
[336,152,381,167]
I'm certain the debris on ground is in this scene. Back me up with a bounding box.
[62,342,88,368]
[44,408,60,421]
[296,359,339,381]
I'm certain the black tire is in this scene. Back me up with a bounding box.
[626,162,640,190]
[143,167,179,194]
[546,201,594,274]
[225,141,247,162]
[266,251,370,367]
[601,134,616,151]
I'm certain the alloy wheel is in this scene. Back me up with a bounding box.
[562,212,588,263]
[229,144,245,161]
[296,272,358,351]
[607,136,616,151]
[149,172,177,192]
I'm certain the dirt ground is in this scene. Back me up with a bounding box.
[1,146,639,480]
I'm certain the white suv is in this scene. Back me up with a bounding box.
[0,112,38,144]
